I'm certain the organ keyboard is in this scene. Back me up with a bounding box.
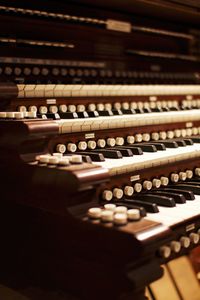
[1,0,200,299]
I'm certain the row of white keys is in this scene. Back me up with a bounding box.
[17,84,200,98]
[57,109,200,134]
[145,195,200,227]
[93,144,200,175]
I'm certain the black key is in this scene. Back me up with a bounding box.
[183,138,193,145]
[116,202,146,217]
[191,136,200,143]
[173,139,186,147]
[94,149,122,159]
[77,111,89,118]
[121,109,135,115]
[134,144,157,152]
[111,109,123,115]
[160,188,195,200]
[162,107,170,111]
[153,140,178,148]
[87,111,99,118]
[121,145,143,155]
[176,183,200,194]
[124,199,159,213]
[37,114,47,119]
[79,155,92,163]
[143,108,151,113]
[151,190,186,204]
[146,142,166,150]
[59,112,78,119]
[151,107,163,112]
[46,113,60,120]
[107,147,133,157]
[135,108,144,114]
[76,151,105,162]
[134,194,176,207]
[191,177,200,182]
[98,110,113,116]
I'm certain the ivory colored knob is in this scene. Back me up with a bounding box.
[102,190,113,201]
[107,138,115,147]
[97,139,106,148]
[160,176,169,186]
[179,172,186,181]
[113,188,123,199]
[186,170,193,179]
[171,173,179,183]
[159,246,171,258]
[152,178,161,188]
[116,137,124,146]
[179,236,190,248]
[135,134,142,143]
[124,186,134,196]
[67,143,77,153]
[104,204,116,211]
[49,105,58,113]
[78,141,87,151]
[59,104,67,113]
[189,232,199,244]
[87,140,96,150]
[39,106,48,114]
[170,241,181,253]
[151,132,159,141]
[127,135,135,144]
[143,180,152,190]
[134,183,142,193]
[56,144,66,154]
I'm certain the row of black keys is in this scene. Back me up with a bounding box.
[37,106,185,120]
[106,180,200,216]
[65,137,199,162]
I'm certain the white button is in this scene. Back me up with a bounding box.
[195,168,200,177]
[171,173,179,183]
[101,210,114,222]
[49,105,58,113]
[134,183,142,193]
[102,190,113,201]
[167,131,174,139]
[170,241,181,253]
[189,232,199,244]
[181,129,187,137]
[179,236,190,248]
[192,127,198,135]
[29,105,37,112]
[151,132,159,141]
[18,105,27,112]
[159,131,167,140]
[142,133,150,142]
[186,128,192,136]
[124,186,134,196]
[53,153,63,159]
[174,129,181,138]
[116,137,124,146]
[179,172,186,181]
[135,134,142,143]
[39,106,48,114]
[114,213,127,225]
[38,155,50,164]
[152,179,161,188]
[104,204,116,211]
[59,104,67,113]
[107,138,115,147]
[69,155,82,164]
[159,246,171,258]
[160,176,169,186]
[127,135,135,144]
[58,158,70,166]
[78,141,87,151]
[88,207,102,219]
[87,140,96,150]
[104,103,112,111]
[68,105,76,112]
[77,104,85,112]
[130,102,137,109]
[97,103,104,111]
[127,209,140,221]
[122,102,129,110]
[88,103,96,111]
[48,156,60,165]
[113,102,121,110]
[113,188,123,199]
[186,170,193,179]
[115,206,127,213]
[143,180,152,190]
[97,139,106,148]
[67,143,77,153]
[56,144,66,154]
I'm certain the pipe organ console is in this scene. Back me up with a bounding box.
[1,0,200,299]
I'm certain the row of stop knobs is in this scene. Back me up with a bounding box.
[159,232,200,259]
[102,169,199,201]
